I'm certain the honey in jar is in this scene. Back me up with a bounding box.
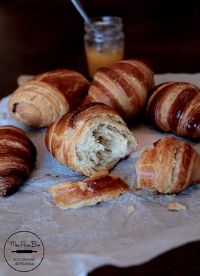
[84,16,124,77]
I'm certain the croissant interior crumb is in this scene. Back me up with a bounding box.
[76,122,136,173]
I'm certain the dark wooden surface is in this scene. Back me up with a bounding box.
[0,1,200,274]
[0,0,200,97]
[89,241,200,276]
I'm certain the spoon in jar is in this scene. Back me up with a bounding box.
[70,0,91,24]
[70,0,98,33]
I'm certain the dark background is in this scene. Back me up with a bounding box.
[0,0,200,98]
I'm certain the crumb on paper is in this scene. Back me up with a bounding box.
[127,205,137,216]
[45,173,60,178]
[45,173,52,177]
[133,187,142,195]
[168,201,186,211]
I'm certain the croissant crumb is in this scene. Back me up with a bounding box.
[168,202,186,211]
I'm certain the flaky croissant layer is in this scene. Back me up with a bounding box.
[46,103,137,176]
[0,125,36,196]
[135,137,200,194]
[8,69,89,127]
[49,173,130,209]
[146,82,200,139]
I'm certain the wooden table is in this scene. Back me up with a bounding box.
[89,241,200,275]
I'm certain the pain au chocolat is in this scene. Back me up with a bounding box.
[0,126,36,196]
[45,103,137,176]
[83,59,154,119]
[146,82,200,139]
[8,69,89,127]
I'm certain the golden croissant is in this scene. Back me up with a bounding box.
[83,59,154,119]
[0,125,36,196]
[8,69,89,127]
[45,103,137,176]
[146,82,200,139]
[135,137,200,194]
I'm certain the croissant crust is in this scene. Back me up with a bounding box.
[8,69,89,127]
[49,173,129,209]
[84,59,154,119]
[135,137,200,194]
[0,126,36,196]
[45,103,137,176]
[146,82,200,139]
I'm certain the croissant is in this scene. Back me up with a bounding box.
[49,173,129,209]
[0,125,36,196]
[135,137,200,194]
[45,103,137,176]
[83,59,154,119]
[8,69,89,127]
[146,82,200,139]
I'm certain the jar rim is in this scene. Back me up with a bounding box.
[89,16,122,24]
[84,16,123,34]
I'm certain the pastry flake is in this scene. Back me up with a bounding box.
[49,173,129,209]
[168,201,187,211]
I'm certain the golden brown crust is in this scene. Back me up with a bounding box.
[49,173,129,209]
[146,82,200,138]
[135,137,200,194]
[0,126,36,196]
[45,103,137,176]
[8,69,89,127]
[35,69,89,110]
[83,59,154,119]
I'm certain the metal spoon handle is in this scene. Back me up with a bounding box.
[70,0,90,24]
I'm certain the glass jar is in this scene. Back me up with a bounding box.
[84,16,124,77]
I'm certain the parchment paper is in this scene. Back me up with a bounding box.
[0,74,200,276]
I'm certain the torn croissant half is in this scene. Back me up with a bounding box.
[48,173,129,209]
[135,137,200,194]
[46,103,137,176]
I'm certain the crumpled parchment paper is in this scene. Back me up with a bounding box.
[0,74,200,276]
